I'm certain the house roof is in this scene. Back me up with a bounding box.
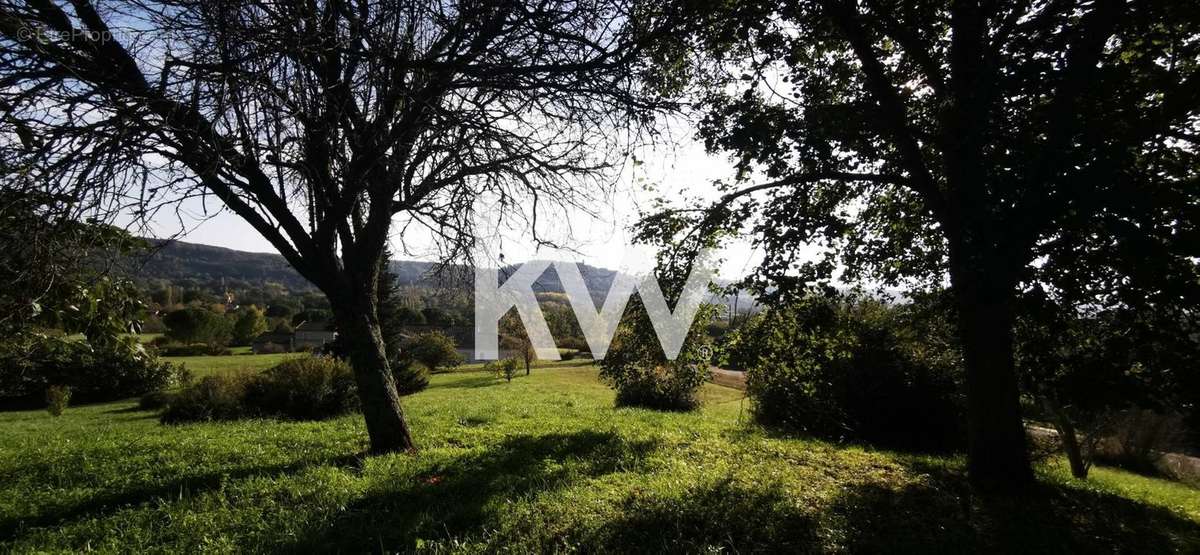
[295,320,335,332]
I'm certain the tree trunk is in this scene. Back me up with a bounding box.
[1042,396,1089,479]
[335,294,415,454]
[951,263,1034,491]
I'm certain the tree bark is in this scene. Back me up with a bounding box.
[950,262,1034,491]
[335,292,415,454]
[1042,396,1089,479]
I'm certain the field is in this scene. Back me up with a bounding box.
[162,352,302,378]
[1,363,1198,553]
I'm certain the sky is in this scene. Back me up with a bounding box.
[128,134,771,281]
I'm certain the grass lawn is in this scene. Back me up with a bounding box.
[0,364,1197,553]
[162,353,302,378]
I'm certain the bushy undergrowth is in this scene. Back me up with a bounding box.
[161,374,256,423]
[735,294,965,452]
[161,356,358,423]
[153,342,233,357]
[599,297,715,411]
[392,360,430,395]
[609,363,709,410]
[487,358,521,382]
[0,333,179,404]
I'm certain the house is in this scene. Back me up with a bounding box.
[294,320,337,350]
[250,321,337,353]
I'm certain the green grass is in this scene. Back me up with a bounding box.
[162,352,301,378]
[1,365,1197,553]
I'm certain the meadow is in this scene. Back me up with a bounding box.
[1,362,1198,553]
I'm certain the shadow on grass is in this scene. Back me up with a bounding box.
[587,477,820,553]
[0,453,365,542]
[425,374,503,390]
[280,430,659,552]
[829,462,1200,553]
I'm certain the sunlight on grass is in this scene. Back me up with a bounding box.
[1,366,1196,552]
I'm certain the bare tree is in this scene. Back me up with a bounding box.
[0,0,681,452]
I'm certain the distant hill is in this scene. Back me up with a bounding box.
[123,239,623,299]
[126,240,317,290]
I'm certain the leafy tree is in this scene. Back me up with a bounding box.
[543,303,586,347]
[264,302,300,320]
[395,307,427,326]
[1014,291,1200,478]
[403,331,464,374]
[646,0,1200,489]
[0,187,145,338]
[232,306,269,346]
[736,293,965,452]
[599,295,716,411]
[420,307,456,328]
[499,311,537,375]
[164,308,234,347]
[0,0,681,453]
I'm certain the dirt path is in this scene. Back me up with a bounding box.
[709,367,746,390]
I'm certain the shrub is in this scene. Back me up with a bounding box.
[162,356,359,423]
[254,342,289,354]
[231,305,269,346]
[45,385,70,416]
[392,360,429,395]
[558,336,591,352]
[599,297,715,412]
[161,374,255,423]
[244,357,359,420]
[163,307,234,347]
[0,334,178,403]
[158,343,232,356]
[403,331,464,373]
[741,295,965,452]
[558,348,579,360]
[610,363,709,410]
[487,358,520,382]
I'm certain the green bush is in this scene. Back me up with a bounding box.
[161,356,358,423]
[557,348,580,360]
[163,307,234,347]
[392,360,430,395]
[254,342,289,354]
[738,295,965,452]
[244,357,358,420]
[0,334,179,404]
[403,331,464,373]
[157,343,233,356]
[487,358,521,382]
[610,362,709,410]
[161,374,255,423]
[599,298,715,412]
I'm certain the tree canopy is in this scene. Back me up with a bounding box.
[642,0,1200,489]
[0,0,688,453]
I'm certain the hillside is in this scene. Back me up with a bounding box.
[125,239,614,293]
